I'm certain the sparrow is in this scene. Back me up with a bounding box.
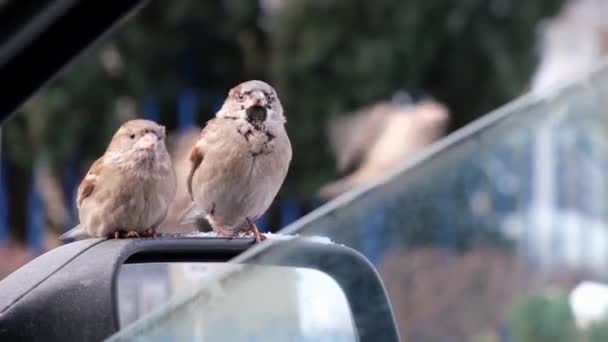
[530,0,608,94]
[60,119,177,240]
[180,80,292,242]
[319,99,449,199]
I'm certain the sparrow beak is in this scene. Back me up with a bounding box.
[245,90,267,108]
[135,132,158,150]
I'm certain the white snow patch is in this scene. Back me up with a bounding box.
[158,231,336,245]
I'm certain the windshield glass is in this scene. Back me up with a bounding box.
[109,63,608,341]
[3,0,608,341]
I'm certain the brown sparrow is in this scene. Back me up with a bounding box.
[180,80,292,242]
[60,119,177,239]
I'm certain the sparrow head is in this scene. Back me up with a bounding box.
[106,119,170,170]
[217,80,285,125]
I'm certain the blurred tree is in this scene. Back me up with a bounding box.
[588,320,608,342]
[270,0,564,196]
[6,1,266,170]
[508,293,577,342]
[2,0,565,239]
[508,292,608,342]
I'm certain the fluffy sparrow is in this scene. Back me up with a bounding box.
[60,119,177,239]
[181,80,292,242]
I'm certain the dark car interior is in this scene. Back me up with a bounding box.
[0,0,144,125]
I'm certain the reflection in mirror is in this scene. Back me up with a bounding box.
[117,263,357,341]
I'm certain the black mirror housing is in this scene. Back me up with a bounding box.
[0,237,399,342]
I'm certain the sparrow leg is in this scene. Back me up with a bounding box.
[142,228,156,238]
[124,231,140,238]
[207,215,237,239]
[109,229,141,239]
[213,225,238,239]
[111,229,128,239]
[246,218,266,243]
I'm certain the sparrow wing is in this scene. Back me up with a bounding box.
[328,102,393,172]
[77,156,104,209]
[187,119,216,200]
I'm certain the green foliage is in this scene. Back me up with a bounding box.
[4,0,564,198]
[587,320,608,341]
[4,1,266,173]
[270,0,563,196]
[508,292,608,342]
[508,293,577,342]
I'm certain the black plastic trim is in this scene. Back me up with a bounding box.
[0,237,399,342]
[0,0,146,125]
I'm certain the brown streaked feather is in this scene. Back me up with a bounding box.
[77,157,104,208]
[187,120,218,200]
[187,145,203,201]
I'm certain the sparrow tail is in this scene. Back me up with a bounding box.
[178,202,206,227]
[59,224,88,241]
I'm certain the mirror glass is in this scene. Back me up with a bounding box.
[116,262,357,341]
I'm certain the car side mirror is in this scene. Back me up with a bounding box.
[0,237,399,342]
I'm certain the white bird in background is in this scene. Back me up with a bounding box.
[531,0,608,94]
[570,281,608,329]
[319,97,450,200]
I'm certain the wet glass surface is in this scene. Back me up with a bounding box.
[109,64,608,341]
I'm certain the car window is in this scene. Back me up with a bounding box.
[107,63,608,341]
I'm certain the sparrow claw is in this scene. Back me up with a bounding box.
[208,215,237,239]
[246,218,266,243]
[254,232,267,243]
[109,229,141,239]
[142,228,156,238]
[125,231,140,238]
[213,225,238,239]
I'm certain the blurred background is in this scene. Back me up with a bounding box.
[3,0,608,340]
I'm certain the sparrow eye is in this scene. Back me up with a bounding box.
[129,133,135,139]
[237,93,244,101]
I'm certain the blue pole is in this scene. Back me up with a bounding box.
[435,196,456,256]
[279,197,301,228]
[142,97,161,123]
[26,173,44,254]
[62,159,79,232]
[255,212,269,233]
[360,202,385,265]
[210,97,223,118]
[177,90,198,131]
